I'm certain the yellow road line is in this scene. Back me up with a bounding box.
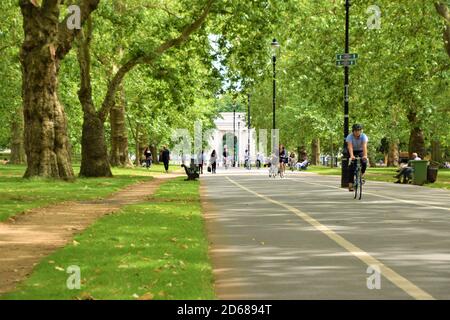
[226,176,435,300]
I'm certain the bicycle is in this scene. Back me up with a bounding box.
[350,157,363,200]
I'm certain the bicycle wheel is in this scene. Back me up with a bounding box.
[358,170,363,200]
[354,170,359,199]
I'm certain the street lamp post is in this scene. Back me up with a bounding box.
[271,39,280,158]
[233,105,236,167]
[238,118,241,167]
[247,94,251,170]
[341,0,351,188]
[271,39,280,132]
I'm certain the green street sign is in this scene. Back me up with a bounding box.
[336,60,356,66]
[336,53,359,60]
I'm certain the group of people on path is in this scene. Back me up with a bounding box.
[142,145,171,173]
[134,123,432,185]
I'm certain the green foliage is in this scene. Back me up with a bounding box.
[217,0,450,158]
[0,0,22,149]
[0,0,449,161]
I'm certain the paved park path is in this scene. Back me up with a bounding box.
[0,173,182,295]
[201,168,450,300]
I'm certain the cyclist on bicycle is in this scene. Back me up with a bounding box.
[346,124,368,192]
[279,145,288,177]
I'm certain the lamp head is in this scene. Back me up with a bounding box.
[271,38,280,55]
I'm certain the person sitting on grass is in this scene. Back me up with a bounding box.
[296,159,310,170]
[1,158,9,165]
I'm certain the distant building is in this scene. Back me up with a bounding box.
[205,112,256,167]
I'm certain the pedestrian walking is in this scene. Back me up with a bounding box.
[161,146,170,173]
[143,146,152,169]
[210,150,217,174]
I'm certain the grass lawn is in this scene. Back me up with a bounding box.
[1,177,214,300]
[307,166,450,189]
[0,163,181,222]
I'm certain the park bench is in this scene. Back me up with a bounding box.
[181,161,200,181]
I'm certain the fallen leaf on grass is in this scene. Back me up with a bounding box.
[76,293,95,300]
[73,240,80,246]
[55,266,65,272]
[138,292,154,300]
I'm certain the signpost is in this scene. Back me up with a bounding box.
[336,53,358,67]
[336,53,359,60]
[336,60,356,66]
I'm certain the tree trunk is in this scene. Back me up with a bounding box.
[407,111,426,159]
[311,138,320,165]
[110,85,132,167]
[77,18,112,177]
[79,113,112,177]
[19,0,100,179]
[138,132,149,165]
[150,144,159,164]
[134,123,140,166]
[330,140,334,168]
[409,127,426,159]
[20,6,74,179]
[431,140,442,163]
[387,139,399,167]
[9,108,26,164]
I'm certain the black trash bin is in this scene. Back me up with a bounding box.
[427,166,438,183]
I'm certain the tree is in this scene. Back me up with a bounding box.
[76,0,215,177]
[19,0,100,179]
